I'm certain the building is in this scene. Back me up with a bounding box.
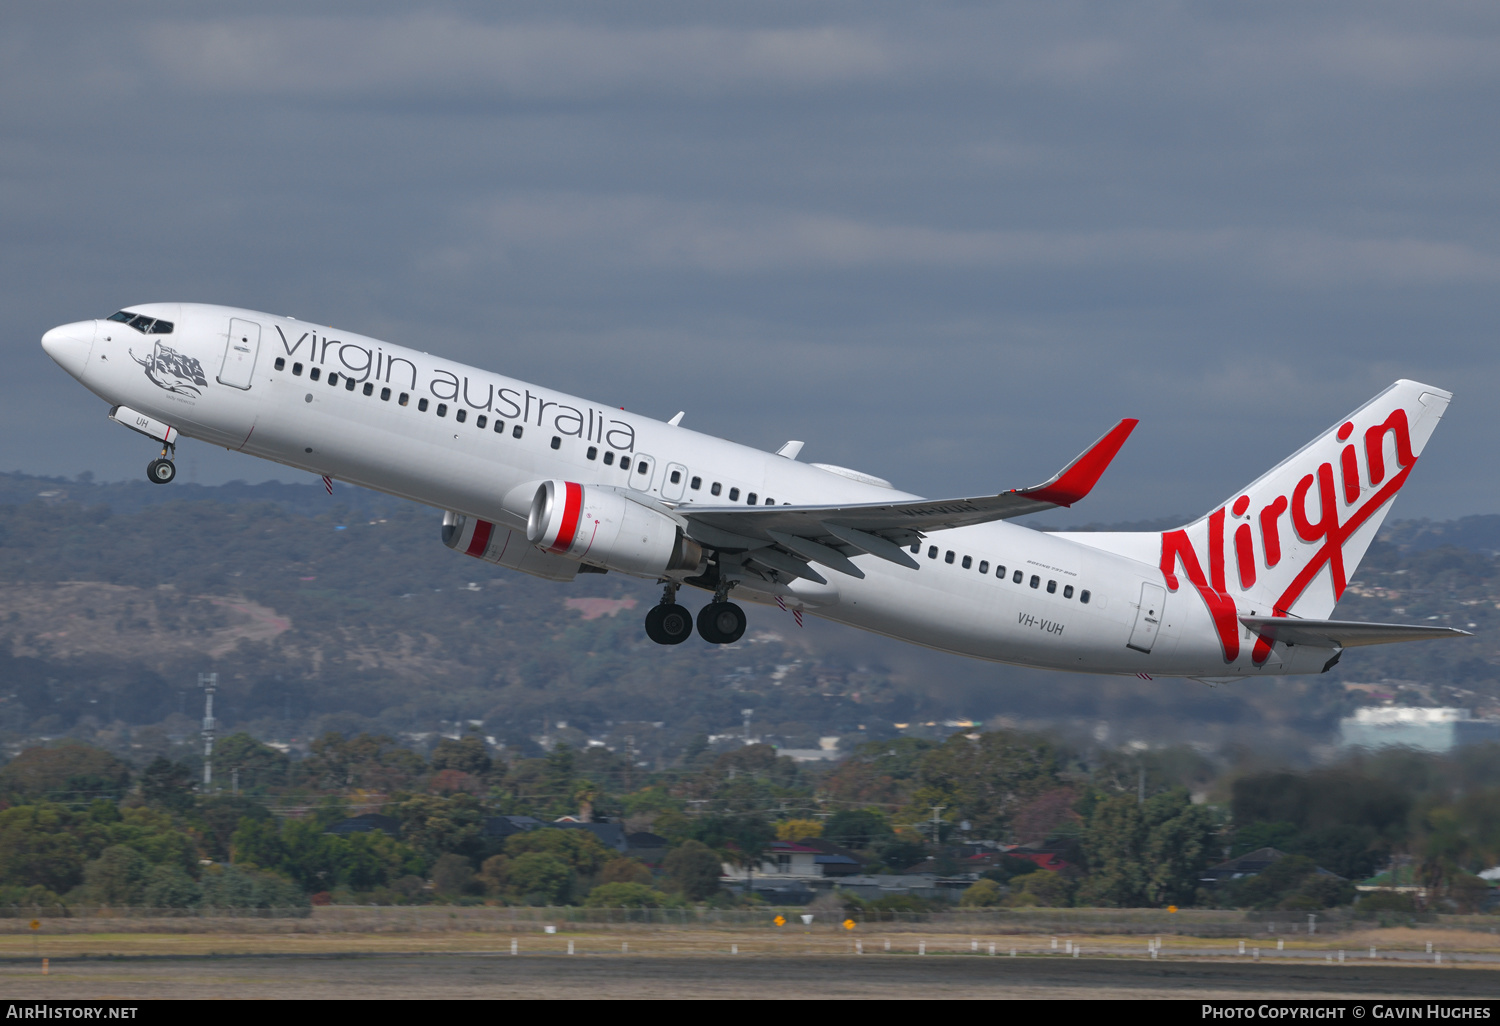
[325,813,400,837]
[1199,847,1342,886]
[1339,707,1500,753]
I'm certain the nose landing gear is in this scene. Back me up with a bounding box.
[644,583,693,646]
[146,442,176,485]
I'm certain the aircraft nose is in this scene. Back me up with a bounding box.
[41,320,96,378]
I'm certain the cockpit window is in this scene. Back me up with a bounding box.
[107,311,173,335]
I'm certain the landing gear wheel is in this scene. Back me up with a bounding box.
[645,603,694,645]
[697,601,747,645]
[146,458,176,484]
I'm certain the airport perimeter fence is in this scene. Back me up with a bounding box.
[0,905,1493,936]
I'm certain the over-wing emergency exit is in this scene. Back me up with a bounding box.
[40,303,1469,681]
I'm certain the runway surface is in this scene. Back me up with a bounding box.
[2,953,1494,999]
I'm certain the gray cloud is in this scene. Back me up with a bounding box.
[2,2,1497,525]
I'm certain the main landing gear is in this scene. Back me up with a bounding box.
[146,442,176,485]
[644,583,693,646]
[696,579,746,645]
[642,581,747,646]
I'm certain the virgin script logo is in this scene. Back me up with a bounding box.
[1159,409,1417,665]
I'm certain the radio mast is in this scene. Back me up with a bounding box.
[199,672,218,790]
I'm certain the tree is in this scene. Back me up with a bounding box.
[775,819,822,841]
[213,733,290,791]
[907,731,1065,839]
[502,828,613,877]
[142,865,202,908]
[959,878,1002,907]
[584,881,669,907]
[0,804,96,894]
[431,735,492,775]
[822,809,893,849]
[1004,871,1073,907]
[81,845,149,905]
[505,852,572,904]
[1080,789,1215,907]
[431,853,476,897]
[0,743,132,804]
[599,858,653,886]
[200,864,308,911]
[662,840,722,901]
[140,758,195,814]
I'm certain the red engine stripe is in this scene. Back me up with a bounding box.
[465,519,493,557]
[550,482,583,553]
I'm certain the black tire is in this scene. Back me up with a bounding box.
[147,458,176,484]
[645,603,694,645]
[696,601,746,645]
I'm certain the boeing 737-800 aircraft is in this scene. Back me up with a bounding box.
[40,304,1468,683]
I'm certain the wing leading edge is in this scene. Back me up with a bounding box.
[678,418,1138,584]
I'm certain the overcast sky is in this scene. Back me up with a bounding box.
[5,2,1498,524]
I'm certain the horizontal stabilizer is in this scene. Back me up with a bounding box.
[1239,616,1472,649]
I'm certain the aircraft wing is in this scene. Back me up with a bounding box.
[676,418,1137,583]
[1240,617,1472,649]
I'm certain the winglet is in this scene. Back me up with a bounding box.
[1014,418,1139,507]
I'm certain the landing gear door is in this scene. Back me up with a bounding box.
[218,318,261,390]
[1126,582,1166,654]
[661,462,688,501]
[630,454,656,493]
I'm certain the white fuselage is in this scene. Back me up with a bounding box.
[41,302,1338,679]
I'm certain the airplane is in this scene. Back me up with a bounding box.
[40,303,1469,683]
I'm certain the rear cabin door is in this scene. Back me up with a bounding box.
[1126,582,1166,653]
[218,318,261,390]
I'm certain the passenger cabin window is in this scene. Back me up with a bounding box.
[728,487,740,501]
[107,311,173,334]
[328,373,338,386]
[995,565,1005,578]
[1013,570,1023,584]
[551,436,561,450]
[910,543,920,554]
[1080,590,1091,604]
[587,446,598,460]
[293,363,303,376]
[978,561,989,574]
[436,403,447,417]
[476,415,486,429]
[274,357,285,371]
[690,476,701,490]
[961,556,972,569]
[928,546,938,559]
[765,497,774,505]
[381,387,391,401]
[747,492,757,504]
[494,420,505,433]
[455,409,466,422]
[1046,579,1057,594]
[309,368,321,381]
[363,382,373,396]
[345,377,356,391]
[945,551,955,564]
[512,425,523,439]
[620,457,631,471]
[1030,575,1040,589]
[604,451,614,465]
[418,398,429,411]
[710,482,721,496]
[1063,585,1074,599]
[398,392,409,406]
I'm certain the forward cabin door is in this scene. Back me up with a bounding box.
[218,318,261,390]
[1126,582,1166,653]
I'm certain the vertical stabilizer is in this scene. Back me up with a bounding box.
[1063,380,1451,665]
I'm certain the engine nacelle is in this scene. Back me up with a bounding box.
[441,510,581,582]
[527,480,704,577]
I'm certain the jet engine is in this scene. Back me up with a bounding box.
[441,511,581,582]
[527,480,704,577]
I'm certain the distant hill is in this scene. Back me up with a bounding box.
[0,471,1492,768]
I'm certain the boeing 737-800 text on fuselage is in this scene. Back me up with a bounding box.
[40,304,1469,683]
